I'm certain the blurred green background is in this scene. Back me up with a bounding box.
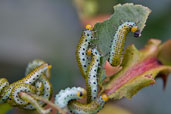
[0,0,170,114]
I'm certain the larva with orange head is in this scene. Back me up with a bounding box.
[55,87,86,109]
[109,22,141,66]
[68,94,108,114]
[25,59,51,79]
[86,48,102,103]
[23,60,52,110]
[76,25,95,78]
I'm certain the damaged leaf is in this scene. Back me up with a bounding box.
[103,39,171,99]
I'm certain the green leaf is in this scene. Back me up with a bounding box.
[0,103,12,114]
[93,3,151,55]
[92,3,151,84]
[90,3,171,100]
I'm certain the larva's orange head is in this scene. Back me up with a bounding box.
[87,48,92,56]
[77,90,87,98]
[131,26,138,33]
[48,65,52,69]
[86,24,92,30]
[101,94,108,101]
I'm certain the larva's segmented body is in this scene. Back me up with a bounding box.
[11,83,36,106]
[76,25,95,78]
[86,48,102,103]
[25,59,51,79]
[68,94,108,114]
[0,78,9,103]
[20,92,52,114]
[23,75,52,110]
[109,22,140,66]
[0,78,9,93]
[22,63,51,84]
[23,60,52,110]
[0,60,52,114]
[55,87,86,109]
[0,64,50,104]
[35,81,44,96]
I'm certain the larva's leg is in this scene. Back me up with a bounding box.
[20,92,51,114]
[109,22,140,66]
[55,87,86,109]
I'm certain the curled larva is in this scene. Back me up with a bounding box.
[25,59,51,79]
[23,75,52,110]
[68,94,108,114]
[22,63,51,84]
[20,92,52,114]
[109,22,141,66]
[0,60,52,114]
[11,83,36,106]
[86,48,102,103]
[0,64,49,104]
[23,60,52,110]
[0,78,9,93]
[0,78,9,103]
[55,87,86,109]
[76,25,95,78]
[1,64,51,105]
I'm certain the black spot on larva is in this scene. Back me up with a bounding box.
[80,92,83,97]
[83,48,85,50]
[82,53,84,55]
[82,58,85,61]
[93,82,96,84]
[84,65,86,67]
[87,34,89,36]
[85,39,87,42]
[94,90,96,92]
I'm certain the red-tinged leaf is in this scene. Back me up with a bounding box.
[102,39,171,99]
